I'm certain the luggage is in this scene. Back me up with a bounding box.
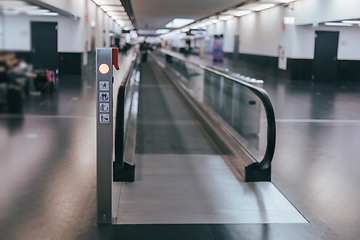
[34,70,55,94]
[7,85,23,113]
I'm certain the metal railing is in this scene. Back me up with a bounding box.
[113,51,140,181]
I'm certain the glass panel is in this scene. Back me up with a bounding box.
[153,51,269,161]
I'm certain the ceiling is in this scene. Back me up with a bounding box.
[0,0,59,16]
[129,0,249,35]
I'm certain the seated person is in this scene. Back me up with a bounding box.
[0,52,36,93]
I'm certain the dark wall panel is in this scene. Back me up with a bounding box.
[59,53,82,75]
[289,59,313,81]
[14,52,31,63]
[338,60,360,82]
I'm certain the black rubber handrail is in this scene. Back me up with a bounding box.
[161,50,276,170]
[202,66,276,170]
[114,51,140,170]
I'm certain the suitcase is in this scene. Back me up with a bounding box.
[34,70,55,94]
[7,86,23,113]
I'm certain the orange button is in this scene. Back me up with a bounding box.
[99,63,109,74]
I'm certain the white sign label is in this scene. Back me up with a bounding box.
[99,103,110,112]
[99,81,110,91]
[99,92,110,102]
[99,114,110,123]
[278,44,287,70]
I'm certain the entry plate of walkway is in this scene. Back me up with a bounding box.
[113,154,307,224]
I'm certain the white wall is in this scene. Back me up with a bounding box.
[336,27,360,60]
[160,0,360,61]
[3,15,30,51]
[0,16,4,49]
[236,6,291,57]
[1,0,120,54]
[40,0,84,19]
[209,0,360,60]
[295,0,360,25]
[206,24,215,36]
[290,24,360,60]
[290,25,314,59]
[2,15,83,52]
[223,17,238,53]
[58,17,83,52]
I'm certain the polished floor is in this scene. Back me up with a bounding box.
[113,155,306,224]
[1,49,360,239]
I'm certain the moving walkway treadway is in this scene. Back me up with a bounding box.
[111,52,306,228]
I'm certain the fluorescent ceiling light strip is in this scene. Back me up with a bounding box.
[107,11,126,17]
[110,16,128,20]
[342,20,360,24]
[11,6,39,11]
[165,18,194,28]
[111,15,128,19]
[156,29,170,34]
[0,1,28,7]
[101,6,125,12]
[28,12,59,16]
[110,12,127,16]
[324,22,352,26]
[93,0,122,5]
[27,9,50,14]
[238,3,275,11]
[259,0,295,3]
[220,15,234,21]
[225,10,252,17]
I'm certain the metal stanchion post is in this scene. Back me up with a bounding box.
[96,48,119,224]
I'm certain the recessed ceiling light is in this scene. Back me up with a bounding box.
[259,0,295,3]
[93,0,122,5]
[165,18,195,28]
[27,12,59,16]
[111,15,128,20]
[156,29,170,34]
[238,3,275,11]
[107,11,126,17]
[27,9,50,14]
[181,27,190,32]
[101,6,125,12]
[13,6,40,11]
[219,15,234,21]
[224,10,252,17]
[283,17,295,24]
[110,15,128,20]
